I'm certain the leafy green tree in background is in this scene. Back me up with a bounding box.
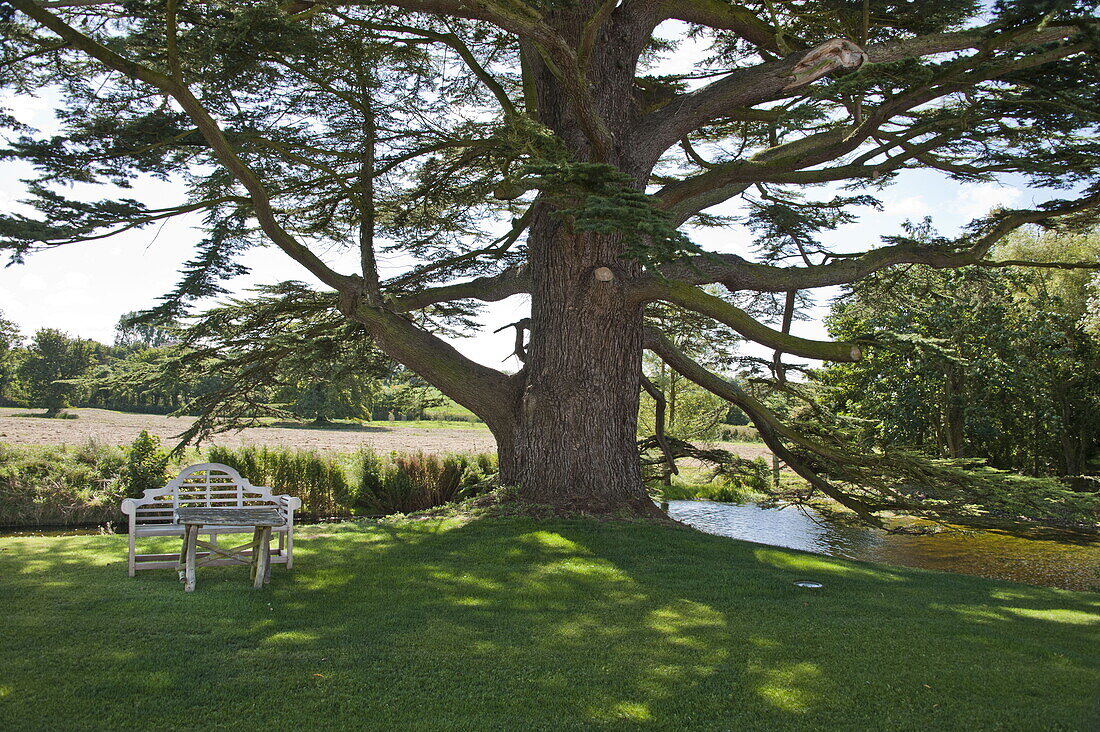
[164,283,396,440]
[114,312,179,352]
[121,430,170,499]
[89,346,198,413]
[4,0,1100,519]
[641,296,741,441]
[0,311,22,406]
[818,227,1100,480]
[18,329,96,416]
[369,371,447,421]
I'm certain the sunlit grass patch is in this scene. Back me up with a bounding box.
[0,518,1097,730]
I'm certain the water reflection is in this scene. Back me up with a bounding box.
[668,500,1100,592]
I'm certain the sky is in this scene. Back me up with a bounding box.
[0,27,1034,370]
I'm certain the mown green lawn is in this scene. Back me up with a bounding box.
[1,518,1097,730]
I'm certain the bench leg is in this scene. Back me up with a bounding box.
[263,527,273,584]
[128,526,137,578]
[177,526,189,582]
[253,527,271,589]
[249,528,259,581]
[183,525,197,592]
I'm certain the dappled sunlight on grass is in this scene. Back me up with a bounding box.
[1000,607,1099,625]
[261,630,324,647]
[585,700,654,722]
[1,518,1098,729]
[753,661,825,714]
[753,547,907,582]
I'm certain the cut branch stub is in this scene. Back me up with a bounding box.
[783,38,867,89]
[494,317,531,363]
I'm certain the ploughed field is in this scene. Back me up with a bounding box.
[0,407,771,460]
[0,407,496,455]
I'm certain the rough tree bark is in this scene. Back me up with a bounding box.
[498,7,660,515]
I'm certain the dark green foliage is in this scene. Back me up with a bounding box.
[0,310,22,406]
[352,449,496,515]
[17,328,96,416]
[120,430,170,500]
[161,283,396,441]
[0,441,127,527]
[818,233,1100,478]
[526,161,703,268]
[0,438,500,528]
[205,445,351,520]
[719,456,772,496]
[88,345,199,414]
[204,445,496,519]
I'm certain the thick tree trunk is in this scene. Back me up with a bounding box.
[492,10,661,516]
[500,211,659,516]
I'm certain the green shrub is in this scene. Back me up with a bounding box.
[0,440,498,528]
[421,408,483,423]
[0,441,128,527]
[351,450,497,516]
[716,425,762,443]
[121,431,170,499]
[718,457,771,496]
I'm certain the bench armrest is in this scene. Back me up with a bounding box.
[120,498,139,516]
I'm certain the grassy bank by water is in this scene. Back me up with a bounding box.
[0,441,496,528]
[1,517,1097,730]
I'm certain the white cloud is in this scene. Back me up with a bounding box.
[19,273,47,292]
[952,182,1023,220]
[882,195,932,219]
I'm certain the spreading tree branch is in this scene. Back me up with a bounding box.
[388,265,531,312]
[643,327,881,520]
[642,191,1100,293]
[9,0,520,423]
[647,281,862,362]
[632,22,1091,168]
[660,0,782,54]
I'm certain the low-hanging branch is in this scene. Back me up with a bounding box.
[642,327,882,520]
[643,327,1100,526]
[649,280,862,362]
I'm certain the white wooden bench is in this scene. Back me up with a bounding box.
[120,463,302,576]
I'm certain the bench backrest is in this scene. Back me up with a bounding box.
[122,463,292,527]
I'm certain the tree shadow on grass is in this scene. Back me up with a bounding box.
[1,519,1098,730]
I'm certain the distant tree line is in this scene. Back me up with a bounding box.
[0,305,457,425]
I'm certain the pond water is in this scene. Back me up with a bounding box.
[668,500,1100,593]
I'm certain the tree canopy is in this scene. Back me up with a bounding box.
[818,227,1100,483]
[3,0,1100,518]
